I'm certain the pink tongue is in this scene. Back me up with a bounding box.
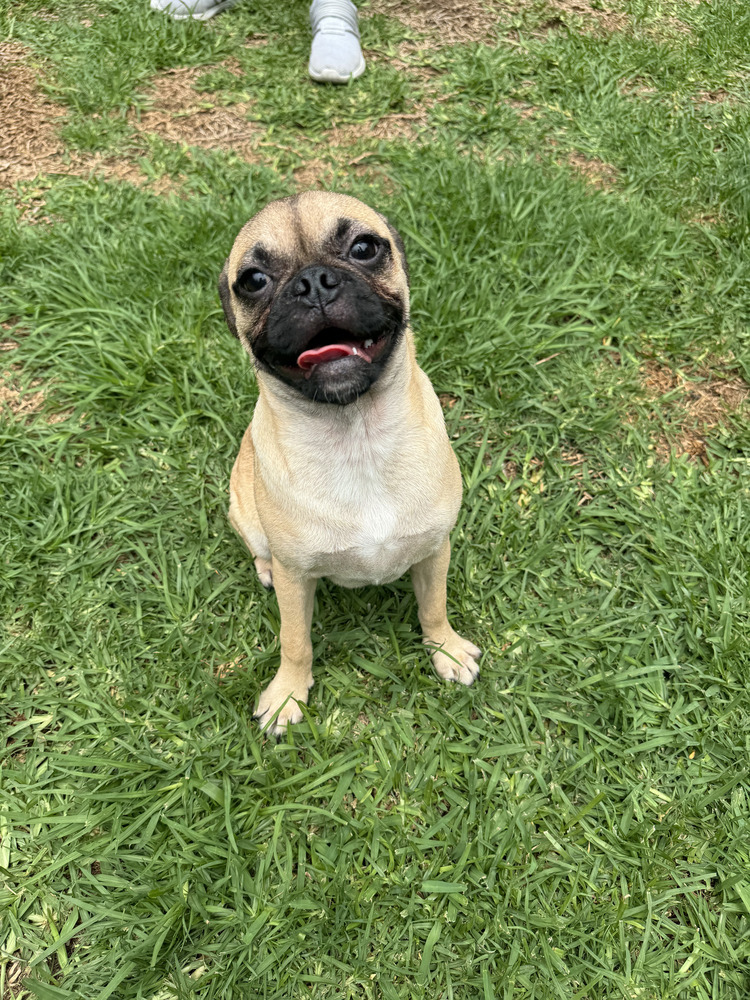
[298,342,367,370]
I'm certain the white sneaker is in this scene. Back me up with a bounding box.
[309,0,366,83]
[150,0,239,21]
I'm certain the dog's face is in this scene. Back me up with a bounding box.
[219,191,410,405]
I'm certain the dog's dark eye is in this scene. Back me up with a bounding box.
[236,269,270,296]
[349,236,380,262]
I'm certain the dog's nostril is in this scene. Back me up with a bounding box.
[293,267,340,299]
[319,270,338,290]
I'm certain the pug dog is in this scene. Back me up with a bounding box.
[219,191,480,734]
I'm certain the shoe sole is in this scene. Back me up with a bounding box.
[308,55,366,84]
[150,0,238,19]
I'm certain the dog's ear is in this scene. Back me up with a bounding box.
[378,214,409,286]
[218,259,238,338]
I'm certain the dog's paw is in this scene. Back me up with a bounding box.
[254,674,313,736]
[254,556,273,590]
[427,631,481,686]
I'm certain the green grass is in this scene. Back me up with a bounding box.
[1,1,750,998]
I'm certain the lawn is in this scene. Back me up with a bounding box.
[1,0,750,997]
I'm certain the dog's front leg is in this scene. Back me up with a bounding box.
[411,537,481,685]
[254,559,317,735]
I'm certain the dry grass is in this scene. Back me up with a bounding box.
[0,337,66,423]
[534,1,690,37]
[642,359,749,464]
[0,364,47,420]
[564,151,618,188]
[0,42,175,196]
[0,44,261,199]
[130,64,262,162]
[694,88,734,104]
[2,957,29,1000]
[516,0,630,35]
[0,41,68,189]
[548,0,627,33]
[290,110,428,190]
[364,0,509,44]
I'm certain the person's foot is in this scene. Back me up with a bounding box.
[309,0,365,83]
[150,0,239,20]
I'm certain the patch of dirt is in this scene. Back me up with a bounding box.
[335,111,428,143]
[1,319,22,353]
[543,0,629,33]
[565,151,618,188]
[2,957,28,999]
[507,97,538,120]
[130,64,262,161]
[214,655,245,683]
[659,16,693,35]
[291,110,426,190]
[544,0,689,35]
[0,43,177,195]
[383,39,442,80]
[694,88,733,104]
[641,359,749,464]
[0,42,68,188]
[692,212,720,227]
[620,77,658,98]
[1,364,48,421]
[503,458,519,480]
[363,0,510,44]
[292,152,397,193]
[1,338,68,423]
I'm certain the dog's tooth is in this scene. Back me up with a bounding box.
[352,346,358,355]
[364,339,373,349]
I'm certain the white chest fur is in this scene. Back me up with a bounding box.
[252,368,461,587]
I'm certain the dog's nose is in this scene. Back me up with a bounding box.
[292,266,340,305]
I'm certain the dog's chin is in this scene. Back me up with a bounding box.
[255,327,403,406]
[298,351,389,405]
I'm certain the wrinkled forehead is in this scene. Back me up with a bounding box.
[228,192,391,273]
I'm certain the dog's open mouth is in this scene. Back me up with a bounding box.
[296,328,389,376]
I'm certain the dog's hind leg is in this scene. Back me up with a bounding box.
[228,423,274,589]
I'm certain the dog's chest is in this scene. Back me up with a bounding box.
[308,500,446,589]
[271,414,452,586]
[312,486,444,589]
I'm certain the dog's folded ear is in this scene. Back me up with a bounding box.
[218,259,238,338]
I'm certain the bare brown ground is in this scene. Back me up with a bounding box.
[543,0,629,33]
[382,39,442,79]
[619,76,658,98]
[1,320,22,353]
[0,44,268,198]
[364,0,511,43]
[535,0,691,37]
[0,41,68,188]
[565,151,618,188]
[0,330,67,423]
[292,149,399,192]
[0,42,174,194]
[363,0,671,41]
[291,103,432,190]
[642,359,749,464]
[1,361,47,420]
[214,655,246,682]
[2,958,28,1000]
[694,88,733,104]
[129,64,262,161]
